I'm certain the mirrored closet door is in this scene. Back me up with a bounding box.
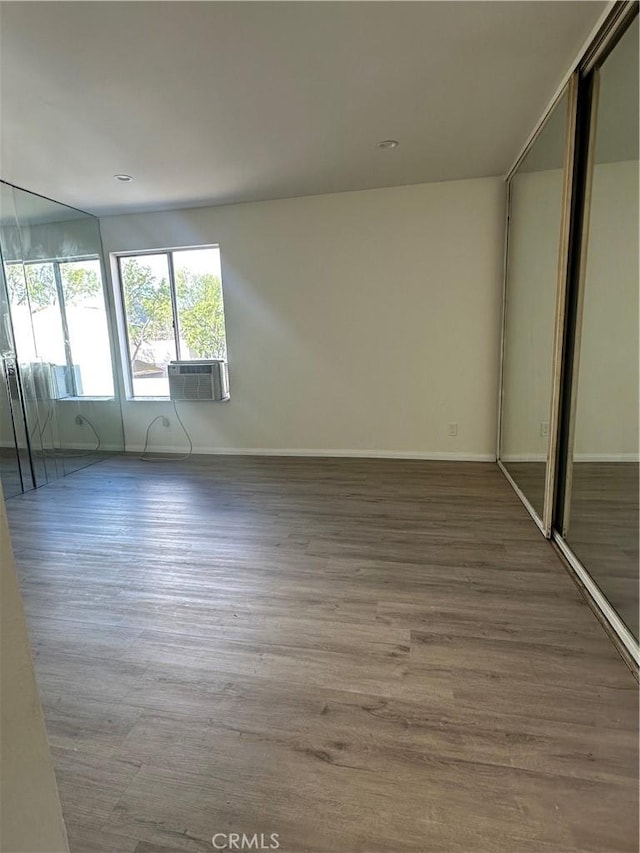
[559,13,639,645]
[0,181,125,497]
[498,81,576,534]
[498,3,639,665]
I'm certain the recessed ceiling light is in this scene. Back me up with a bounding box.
[376,140,399,149]
[113,174,133,182]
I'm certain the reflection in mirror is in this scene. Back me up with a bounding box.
[0,376,24,497]
[0,264,30,497]
[500,89,570,523]
[0,181,124,491]
[0,183,51,490]
[564,18,639,639]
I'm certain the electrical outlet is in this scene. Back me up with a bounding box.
[75,415,84,426]
[540,422,549,437]
[447,422,458,437]
[162,417,170,428]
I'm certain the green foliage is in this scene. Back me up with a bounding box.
[5,262,57,310]
[60,264,100,304]
[5,260,100,311]
[121,257,227,365]
[5,263,30,306]
[5,254,228,369]
[175,268,227,360]
[120,259,173,364]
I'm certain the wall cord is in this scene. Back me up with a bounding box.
[140,400,193,462]
[30,408,101,458]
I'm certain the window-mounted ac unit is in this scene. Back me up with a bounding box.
[168,360,229,401]
[30,362,82,400]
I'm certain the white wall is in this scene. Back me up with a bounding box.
[573,159,639,460]
[0,485,69,853]
[500,160,638,462]
[99,178,505,459]
[500,168,563,462]
[0,388,124,453]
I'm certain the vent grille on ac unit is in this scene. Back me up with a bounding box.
[168,360,229,401]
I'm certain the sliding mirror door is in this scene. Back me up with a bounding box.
[560,15,639,642]
[9,185,123,477]
[0,181,51,490]
[499,83,576,533]
[0,181,125,491]
[0,261,34,497]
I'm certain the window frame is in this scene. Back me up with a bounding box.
[4,253,114,399]
[113,244,225,400]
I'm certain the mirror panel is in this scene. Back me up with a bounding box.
[563,18,639,639]
[0,373,24,497]
[0,182,52,489]
[0,266,30,497]
[0,181,124,492]
[499,88,571,524]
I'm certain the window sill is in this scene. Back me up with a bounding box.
[57,396,117,402]
[125,396,231,403]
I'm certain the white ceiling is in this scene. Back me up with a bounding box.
[0,1,607,216]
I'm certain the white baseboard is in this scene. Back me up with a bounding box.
[55,443,123,452]
[501,452,639,463]
[0,440,122,452]
[573,453,639,463]
[500,454,547,463]
[124,445,497,462]
[4,438,636,464]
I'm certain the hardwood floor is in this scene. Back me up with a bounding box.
[0,445,120,499]
[5,456,638,853]
[501,460,639,639]
[567,462,639,639]
[0,447,25,498]
[501,461,546,520]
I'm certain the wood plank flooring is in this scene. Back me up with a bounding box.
[0,445,121,499]
[0,447,26,498]
[500,460,639,638]
[5,456,638,853]
[568,462,639,639]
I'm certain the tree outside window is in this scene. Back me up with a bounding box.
[118,246,227,398]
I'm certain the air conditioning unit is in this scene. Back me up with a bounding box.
[168,360,229,401]
[30,362,82,400]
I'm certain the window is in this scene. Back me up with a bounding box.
[117,246,227,398]
[4,256,115,397]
